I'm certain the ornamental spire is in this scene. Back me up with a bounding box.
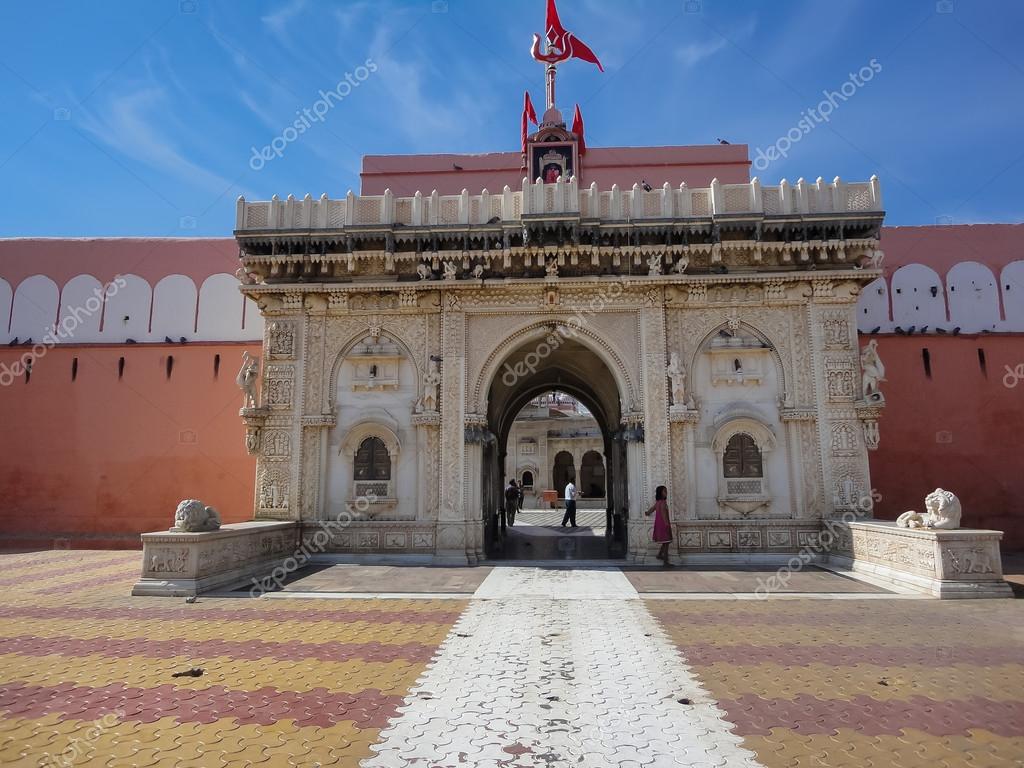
[529,0,603,112]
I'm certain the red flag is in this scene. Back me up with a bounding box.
[571,103,586,155]
[522,90,538,153]
[531,0,604,72]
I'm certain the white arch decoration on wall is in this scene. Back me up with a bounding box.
[0,278,12,342]
[10,275,59,341]
[152,275,198,340]
[197,273,246,341]
[1000,260,1024,330]
[947,261,1000,333]
[100,274,152,342]
[891,264,946,329]
[856,276,891,332]
[242,296,264,340]
[57,275,105,343]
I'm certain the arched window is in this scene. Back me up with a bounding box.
[723,434,762,478]
[521,470,534,489]
[553,451,575,491]
[580,450,605,497]
[354,436,391,481]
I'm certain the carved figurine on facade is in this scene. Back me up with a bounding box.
[237,351,260,409]
[860,339,886,400]
[472,263,485,279]
[245,427,260,455]
[416,262,432,281]
[666,352,691,408]
[421,358,441,412]
[171,499,222,532]
[234,266,259,285]
[545,258,559,278]
[674,256,689,274]
[443,261,458,281]
[862,419,880,451]
[896,488,962,530]
[647,254,663,276]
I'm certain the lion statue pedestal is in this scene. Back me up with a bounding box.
[896,488,963,530]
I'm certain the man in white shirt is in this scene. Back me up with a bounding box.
[561,476,578,528]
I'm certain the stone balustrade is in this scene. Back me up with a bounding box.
[235,176,883,232]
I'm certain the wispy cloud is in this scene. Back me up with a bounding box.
[261,0,307,45]
[675,16,757,68]
[368,15,491,151]
[75,85,239,199]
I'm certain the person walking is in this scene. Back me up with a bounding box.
[504,478,520,527]
[645,485,673,565]
[561,475,578,528]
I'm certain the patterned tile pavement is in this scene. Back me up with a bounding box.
[2,550,1024,767]
[0,550,464,767]
[650,599,1024,768]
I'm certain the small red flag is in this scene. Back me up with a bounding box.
[522,91,538,153]
[534,0,604,72]
[571,103,585,155]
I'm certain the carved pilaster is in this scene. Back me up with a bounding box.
[437,302,469,562]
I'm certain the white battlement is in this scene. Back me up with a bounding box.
[236,176,883,231]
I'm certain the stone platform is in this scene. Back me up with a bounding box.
[825,520,1013,598]
[132,520,299,597]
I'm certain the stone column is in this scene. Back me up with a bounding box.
[412,411,440,522]
[634,291,672,561]
[296,294,328,523]
[623,418,647,562]
[436,296,470,564]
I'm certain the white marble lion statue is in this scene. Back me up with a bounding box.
[896,488,962,530]
[172,499,222,532]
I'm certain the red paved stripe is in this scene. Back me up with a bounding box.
[678,643,1024,667]
[30,571,136,595]
[717,692,1024,737]
[0,555,137,587]
[0,682,402,728]
[0,634,438,663]
[0,604,462,625]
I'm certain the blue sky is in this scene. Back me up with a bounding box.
[1,0,1022,236]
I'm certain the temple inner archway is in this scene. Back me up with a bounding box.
[482,335,629,559]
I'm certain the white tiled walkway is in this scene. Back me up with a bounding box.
[363,568,763,767]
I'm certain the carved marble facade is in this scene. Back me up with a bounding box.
[234,179,887,562]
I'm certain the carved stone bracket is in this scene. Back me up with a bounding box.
[780,407,817,422]
[300,413,336,429]
[668,406,700,424]
[240,407,270,456]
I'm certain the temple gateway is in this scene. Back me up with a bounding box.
[231,122,888,565]
[125,5,1013,600]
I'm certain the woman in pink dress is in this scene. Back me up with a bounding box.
[645,485,672,565]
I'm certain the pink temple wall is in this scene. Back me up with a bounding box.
[360,145,751,196]
[0,219,1021,551]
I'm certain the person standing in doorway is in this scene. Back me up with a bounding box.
[561,475,578,528]
[645,485,673,565]
[504,478,519,527]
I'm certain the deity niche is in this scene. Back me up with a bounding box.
[268,321,295,358]
[263,430,291,457]
[823,316,850,348]
[531,145,574,183]
[830,423,857,456]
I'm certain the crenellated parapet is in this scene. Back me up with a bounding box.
[234,176,884,284]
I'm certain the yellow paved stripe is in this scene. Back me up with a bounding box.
[0,714,379,768]
[659,623,1007,647]
[741,727,1024,768]
[0,652,426,696]
[0,617,455,645]
[693,661,1024,702]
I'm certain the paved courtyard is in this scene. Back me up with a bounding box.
[0,550,1022,766]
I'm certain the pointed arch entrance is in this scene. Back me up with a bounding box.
[480,332,630,559]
